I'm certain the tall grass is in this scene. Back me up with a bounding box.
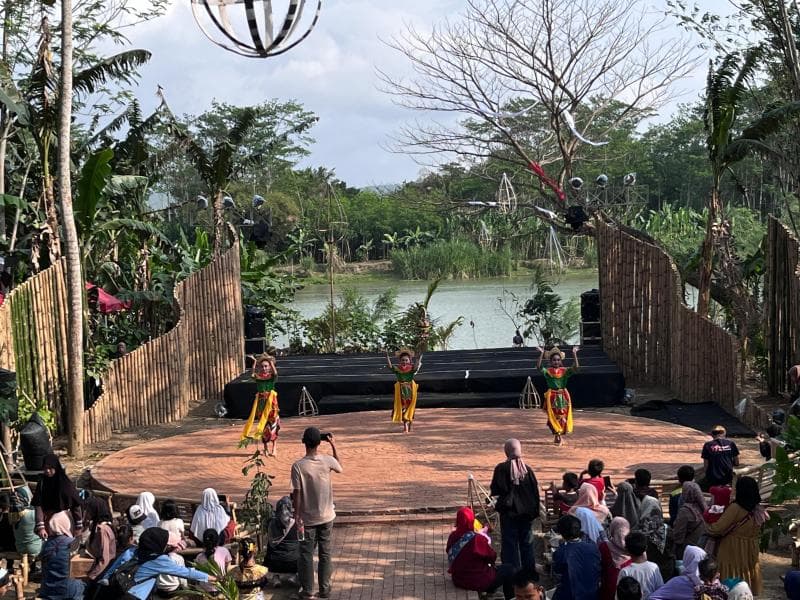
[391,239,514,279]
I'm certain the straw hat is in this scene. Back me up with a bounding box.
[395,347,415,358]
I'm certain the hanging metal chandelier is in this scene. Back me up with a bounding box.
[190,0,323,58]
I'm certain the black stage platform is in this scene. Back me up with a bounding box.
[223,346,625,419]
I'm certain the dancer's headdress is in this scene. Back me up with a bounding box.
[546,346,565,360]
[395,347,415,358]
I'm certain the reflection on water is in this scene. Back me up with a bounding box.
[280,270,599,350]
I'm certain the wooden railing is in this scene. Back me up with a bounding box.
[83,244,244,445]
[596,218,739,411]
[765,216,800,396]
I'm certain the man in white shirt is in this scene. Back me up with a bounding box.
[291,427,342,600]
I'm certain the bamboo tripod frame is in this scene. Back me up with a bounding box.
[518,376,541,409]
[467,473,499,533]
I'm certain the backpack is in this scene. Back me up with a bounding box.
[86,557,154,600]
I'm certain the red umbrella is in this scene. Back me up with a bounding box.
[85,282,131,313]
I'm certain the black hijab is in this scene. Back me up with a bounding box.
[31,453,81,512]
[136,527,169,563]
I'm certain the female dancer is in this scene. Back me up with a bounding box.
[241,353,280,456]
[536,345,579,445]
[386,348,422,433]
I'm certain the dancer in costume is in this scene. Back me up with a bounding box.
[536,345,580,446]
[386,348,422,433]
[241,353,280,456]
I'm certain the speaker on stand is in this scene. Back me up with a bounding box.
[244,305,267,366]
[580,289,601,345]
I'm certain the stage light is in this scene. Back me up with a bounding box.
[624,172,636,186]
[253,194,265,208]
[569,177,583,190]
[196,195,208,209]
[223,195,235,208]
[595,174,608,188]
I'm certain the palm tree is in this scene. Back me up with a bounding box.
[698,49,800,315]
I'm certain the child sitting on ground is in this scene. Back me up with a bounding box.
[618,531,663,600]
[229,537,269,600]
[196,528,232,591]
[617,576,643,600]
[552,514,601,600]
[694,558,728,600]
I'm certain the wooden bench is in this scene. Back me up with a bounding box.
[0,552,30,586]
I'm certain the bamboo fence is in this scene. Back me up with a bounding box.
[765,216,800,395]
[596,218,739,411]
[83,243,244,445]
[0,259,69,429]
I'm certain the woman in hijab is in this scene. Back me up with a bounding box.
[599,517,631,600]
[672,481,707,559]
[31,453,83,539]
[611,482,640,528]
[190,488,231,544]
[573,507,605,544]
[85,496,116,580]
[489,439,540,571]
[446,507,513,598]
[568,483,610,524]
[135,491,160,529]
[100,527,213,600]
[707,476,768,595]
[264,495,299,585]
[39,512,84,600]
[636,493,674,580]
[649,545,706,600]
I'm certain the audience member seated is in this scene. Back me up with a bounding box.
[617,531,663,600]
[649,544,705,600]
[101,527,212,600]
[632,469,658,500]
[190,488,233,546]
[669,465,696,526]
[599,517,631,600]
[636,492,674,581]
[552,514,601,600]
[511,568,544,600]
[579,459,606,503]
[83,523,138,598]
[158,500,185,540]
[672,481,707,559]
[446,507,513,599]
[616,576,642,600]
[552,472,580,514]
[568,483,610,526]
[573,507,606,544]
[84,495,116,580]
[693,557,729,600]
[155,542,188,598]
[229,537,269,600]
[38,512,84,600]
[135,491,160,529]
[127,504,147,543]
[10,486,42,558]
[785,569,800,600]
[265,495,299,587]
[196,528,232,591]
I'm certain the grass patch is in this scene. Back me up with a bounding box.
[390,239,514,280]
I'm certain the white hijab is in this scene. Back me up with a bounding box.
[190,488,231,540]
[136,491,160,529]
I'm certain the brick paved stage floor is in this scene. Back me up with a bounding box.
[92,408,737,600]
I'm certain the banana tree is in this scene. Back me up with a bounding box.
[698,48,800,315]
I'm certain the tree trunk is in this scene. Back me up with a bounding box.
[58,0,84,457]
[697,183,722,317]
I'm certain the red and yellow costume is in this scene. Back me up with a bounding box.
[241,373,280,442]
[391,364,418,424]
[542,366,575,435]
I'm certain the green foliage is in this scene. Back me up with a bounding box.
[391,240,513,279]
[517,267,580,347]
[178,555,239,599]
[237,444,274,538]
[640,204,706,269]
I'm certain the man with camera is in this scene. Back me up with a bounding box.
[291,427,342,600]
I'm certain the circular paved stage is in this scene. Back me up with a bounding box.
[93,408,710,514]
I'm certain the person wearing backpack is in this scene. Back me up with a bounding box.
[99,527,214,599]
[39,511,84,600]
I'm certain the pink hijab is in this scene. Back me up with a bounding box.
[569,483,610,522]
[607,516,631,567]
[48,511,73,537]
[504,439,527,485]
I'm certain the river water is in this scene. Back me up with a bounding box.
[282,270,599,350]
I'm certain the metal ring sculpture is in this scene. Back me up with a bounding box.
[191,0,322,58]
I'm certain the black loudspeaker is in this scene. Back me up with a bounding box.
[19,413,52,471]
[244,305,266,339]
[245,338,266,356]
[580,289,600,322]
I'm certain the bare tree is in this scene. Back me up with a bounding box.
[380,0,698,220]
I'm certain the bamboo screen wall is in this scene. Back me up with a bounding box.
[765,217,800,395]
[83,243,244,445]
[595,219,739,411]
[0,259,69,429]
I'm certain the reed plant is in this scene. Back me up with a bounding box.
[390,239,513,279]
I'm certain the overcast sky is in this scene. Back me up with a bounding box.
[124,0,720,188]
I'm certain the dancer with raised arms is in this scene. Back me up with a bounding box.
[386,348,422,433]
[536,345,580,446]
[241,352,280,456]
